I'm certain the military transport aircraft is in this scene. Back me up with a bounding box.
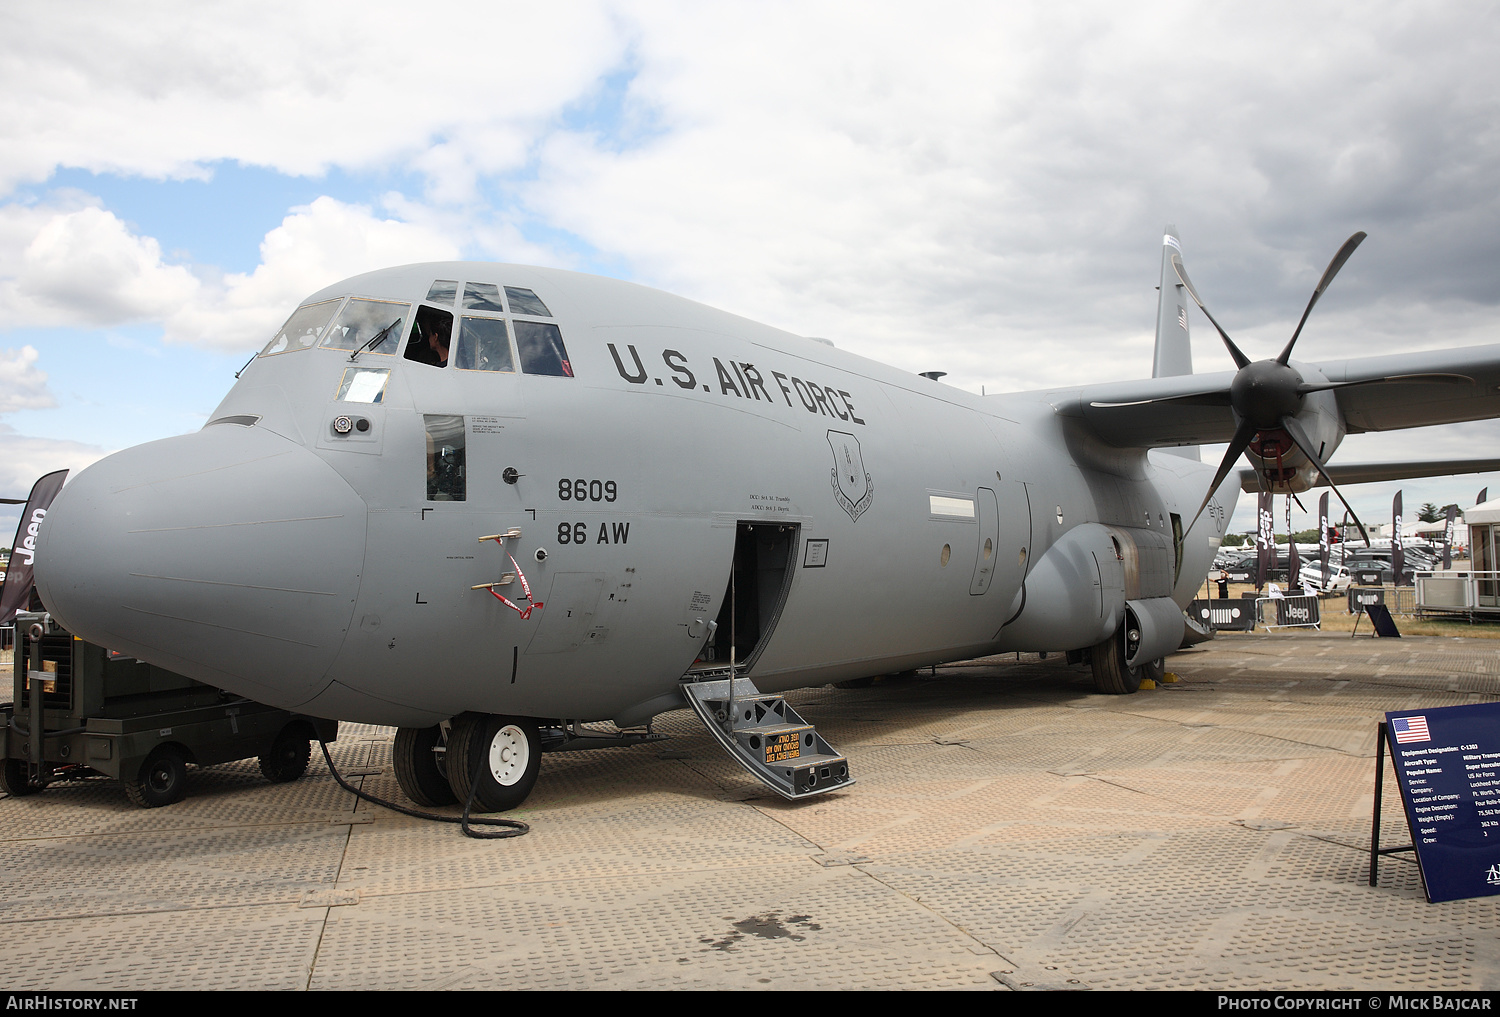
[28,229,1500,811]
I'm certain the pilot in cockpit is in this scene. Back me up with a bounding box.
[405,307,453,368]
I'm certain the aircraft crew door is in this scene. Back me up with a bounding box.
[703,523,800,671]
[978,482,1031,601]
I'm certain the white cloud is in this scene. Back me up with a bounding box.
[0,2,626,196]
[0,346,56,413]
[0,195,461,351]
[164,196,462,349]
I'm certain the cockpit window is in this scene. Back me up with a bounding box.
[404,305,454,368]
[426,280,458,304]
[463,282,505,313]
[455,317,515,373]
[320,298,408,353]
[260,298,342,356]
[514,321,573,377]
[504,286,550,316]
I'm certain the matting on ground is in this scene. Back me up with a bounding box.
[2,632,1497,990]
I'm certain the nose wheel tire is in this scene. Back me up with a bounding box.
[393,725,458,807]
[1090,625,1142,695]
[126,745,188,808]
[446,714,541,813]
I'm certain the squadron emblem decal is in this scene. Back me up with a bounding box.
[827,430,873,522]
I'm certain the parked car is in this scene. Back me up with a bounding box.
[1298,561,1352,594]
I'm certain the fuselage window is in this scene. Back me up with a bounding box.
[455,317,515,373]
[404,305,455,368]
[504,286,551,316]
[514,321,573,377]
[320,297,408,353]
[335,368,390,404]
[424,414,466,502]
[463,282,505,312]
[260,298,343,356]
[426,280,458,305]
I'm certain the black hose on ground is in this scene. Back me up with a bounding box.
[317,739,529,840]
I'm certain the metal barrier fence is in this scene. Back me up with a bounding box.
[1187,599,1256,632]
[1347,585,1417,616]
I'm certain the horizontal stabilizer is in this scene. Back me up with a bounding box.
[1238,458,1500,492]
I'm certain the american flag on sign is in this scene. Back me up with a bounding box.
[1178,308,1188,331]
[1393,716,1431,744]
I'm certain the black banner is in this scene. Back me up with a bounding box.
[0,470,68,626]
[1256,490,1273,589]
[1444,503,1458,570]
[1319,492,1331,592]
[1393,489,1405,585]
[1285,495,1300,589]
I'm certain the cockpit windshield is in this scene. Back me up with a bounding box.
[260,298,342,356]
[320,298,409,353]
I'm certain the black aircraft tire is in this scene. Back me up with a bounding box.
[126,745,188,808]
[393,725,458,807]
[447,714,541,813]
[259,724,312,783]
[1142,658,1167,684]
[1,758,38,797]
[1090,626,1141,695]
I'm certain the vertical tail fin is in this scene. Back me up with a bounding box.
[1154,225,1199,460]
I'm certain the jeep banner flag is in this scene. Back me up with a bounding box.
[1256,489,1274,589]
[0,470,68,626]
[1444,504,1458,570]
[1319,492,1331,591]
[1392,490,1405,586]
[1285,495,1300,590]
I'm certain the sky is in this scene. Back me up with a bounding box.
[2,1,1500,544]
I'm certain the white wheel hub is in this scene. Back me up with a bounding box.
[487,724,530,786]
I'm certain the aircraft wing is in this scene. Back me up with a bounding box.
[1238,458,1500,492]
[1044,345,1500,449]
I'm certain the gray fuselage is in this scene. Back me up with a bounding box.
[34,263,1236,728]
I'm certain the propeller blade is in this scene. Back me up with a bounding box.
[1171,253,1251,369]
[1297,372,1475,394]
[0,497,26,504]
[1282,416,1371,546]
[1186,418,1258,535]
[1277,232,1367,365]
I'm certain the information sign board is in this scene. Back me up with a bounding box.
[1385,702,1500,903]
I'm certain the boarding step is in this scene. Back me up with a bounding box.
[680,675,853,800]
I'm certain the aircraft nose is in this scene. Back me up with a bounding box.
[34,424,367,708]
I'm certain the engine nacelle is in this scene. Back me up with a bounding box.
[1240,362,1345,494]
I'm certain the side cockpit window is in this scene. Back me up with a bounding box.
[404,305,455,368]
[514,321,573,377]
[319,298,408,354]
[260,298,342,356]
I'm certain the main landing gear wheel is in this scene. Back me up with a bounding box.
[393,725,458,807]
[446,714,541,813]
[258,724,312,783]
[1090,624,1143,695]
[126,745,188,808]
